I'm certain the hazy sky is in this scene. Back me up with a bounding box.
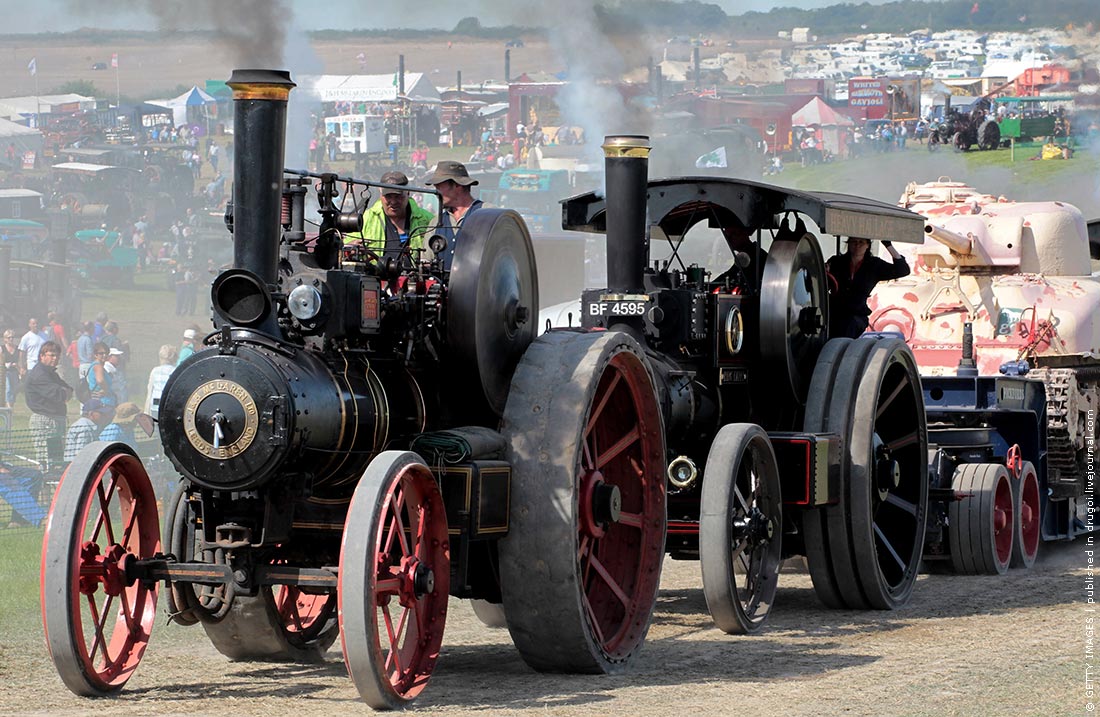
[0,0,893,34]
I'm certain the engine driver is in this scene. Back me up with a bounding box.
[713,224,767,289]
[826,237,909,339]
[345,170,434,269]
[424,160,482,271]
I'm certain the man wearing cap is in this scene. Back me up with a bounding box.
[64,399,115,463]
[346,171,434,268]
[24,340,72,472]
[424,160,483,271]
[178,327,200,366]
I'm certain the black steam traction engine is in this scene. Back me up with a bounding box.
[40,69,662,710]
[39,69,931,709]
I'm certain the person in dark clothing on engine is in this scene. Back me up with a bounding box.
[827,237,909,339]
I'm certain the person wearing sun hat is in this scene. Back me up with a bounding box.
[98,401,144,448]
[178,325,201,366]
[424,160,482,271]
[344,170,435,268]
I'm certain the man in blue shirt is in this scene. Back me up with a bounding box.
[424,160,482,271]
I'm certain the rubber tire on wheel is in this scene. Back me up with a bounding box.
[700,423,783,634]
[949,463,1014,575]
[802,336,928,609]
[470,599,507,628]
[1010,461,1041,569]
[500,330,666,673]
[340,451,450,710]
[202,588,339,662]
[978,118,1001,151]
[953,131,969,152]
[40,442,160,696]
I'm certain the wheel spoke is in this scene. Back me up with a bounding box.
[585,370,623,439]
[885,429,921,451]
[581,593,607,646]
[93,478,119,545]
[595,426,640,470]
[381,603,403,675]
[876,374,910,420]
[577,535,590,562]
[885,492,918,517]
[391,492,411,558]
[411,503,426,562]
[732,484,750,514]
[618,510,643,529]
[873,523,907,572]
[86,591,109,666]
[587,552,630,608]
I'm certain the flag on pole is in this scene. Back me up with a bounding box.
[111,53,118,69]
[27,57,36,76]
[695,146,728,169]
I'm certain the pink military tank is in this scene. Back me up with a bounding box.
[869,177,1100,487]
[869,177,1100,375]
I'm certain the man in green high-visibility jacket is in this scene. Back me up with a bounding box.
[345,170,435,269]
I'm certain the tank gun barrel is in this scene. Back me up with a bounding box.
[925,223,973,255]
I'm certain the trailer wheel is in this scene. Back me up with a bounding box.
[1011,461,1041,569]
[700,423,783,634]
[500,330,666,673]
[40,442,160,696]
[340,451,450,710]
[950,463,1014,575]
[802,336,928,609]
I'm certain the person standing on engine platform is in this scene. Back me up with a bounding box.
[345,171,434,269]
[826,238,909,339]
[424,160,482,271]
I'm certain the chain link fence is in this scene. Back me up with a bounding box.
[0,426,178,535]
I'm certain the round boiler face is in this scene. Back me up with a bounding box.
[182,380,260,460]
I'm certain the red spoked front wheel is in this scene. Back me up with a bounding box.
[40,441,160,696]
[339,451,450,710]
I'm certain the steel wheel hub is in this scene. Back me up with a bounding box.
[873,436,901,501]
[580,470,621,539]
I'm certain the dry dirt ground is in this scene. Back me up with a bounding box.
[1,543,1086,717]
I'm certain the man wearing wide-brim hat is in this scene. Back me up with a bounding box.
[424,160,482,271]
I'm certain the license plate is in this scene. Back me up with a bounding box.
[588,300,647,317]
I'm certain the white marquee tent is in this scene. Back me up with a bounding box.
[299,73,441,104]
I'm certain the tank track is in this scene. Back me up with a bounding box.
[1029,366,1099,498]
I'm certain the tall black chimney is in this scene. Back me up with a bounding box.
[227,69,295,286]
[602,135,650,305]
[398,55,406,96]
[505,49,511,83]
[693,46,701,89]
[457,70,463,94]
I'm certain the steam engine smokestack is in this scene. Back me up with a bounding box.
[505,49,511,83]
[602,135,650,299]
[227,69,295,286]
[398,55,406,96]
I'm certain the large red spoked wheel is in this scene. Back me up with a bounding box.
[802,336,928,609]
[340,451,450,710]
[949,463,1014,575]
[700,423,783,634]
[499,330,666,673]
[40,442,160,696]
[1011,461,1041,569]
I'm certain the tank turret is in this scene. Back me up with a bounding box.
[871,178,1100,376]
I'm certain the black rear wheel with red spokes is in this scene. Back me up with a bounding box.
[340,451,450,709]
[40,441,161,696]
[500,331,666,673]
